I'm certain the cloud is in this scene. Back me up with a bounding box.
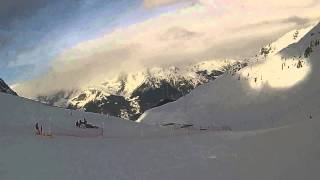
[0,33,12,48]
[282,16,311,25]
[14,45,137,97]
[0,0,50,27]
[143,0,194,8]
[234,16,315,32]
[1,0,143,84]
[14,0,320,98]
[159,26,200,40]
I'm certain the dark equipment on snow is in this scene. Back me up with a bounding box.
[162,123,175,126]
[180,124,194,129]
[76,119,99,129]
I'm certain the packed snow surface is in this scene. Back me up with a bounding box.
[1,92,320,180]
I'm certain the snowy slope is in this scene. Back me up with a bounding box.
[0,92,176,138]
[1,83,320,180]
[140,23,320,131]
[260,25,315,57]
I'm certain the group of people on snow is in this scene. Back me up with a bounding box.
[35,122,52,136]
[75,118,99,129]
[35,118,99,136]
[76,118,87,128]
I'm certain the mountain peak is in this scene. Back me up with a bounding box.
[0,79,18,96]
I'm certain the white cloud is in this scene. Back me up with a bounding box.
[15,0,320,98]
[143,0,194,8]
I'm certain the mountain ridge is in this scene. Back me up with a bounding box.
[35,60,245,120]
[0,79,18,96]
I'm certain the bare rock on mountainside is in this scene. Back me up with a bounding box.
[0,79,18,96]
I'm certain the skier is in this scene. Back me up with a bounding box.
[76,121,79,127]
[40,125,43,135]
[35,122,40,135]
[79,119,83,125]
[79,119,86,128]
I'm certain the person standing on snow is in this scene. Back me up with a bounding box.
[35,123,40,135]
[76,121,79,127]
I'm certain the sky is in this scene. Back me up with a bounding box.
[0,0,189,84]
[1,0,320,97]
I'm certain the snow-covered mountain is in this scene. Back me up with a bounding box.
[0,78,17,96]
[36,60,245,120]
[1,69,320,180]
[140,22,320,131]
